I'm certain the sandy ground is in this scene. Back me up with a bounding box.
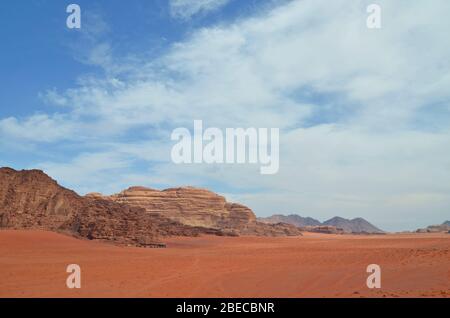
[0,230,449,298]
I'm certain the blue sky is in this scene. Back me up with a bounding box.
[1,0,450,231]
[0,0,249,118]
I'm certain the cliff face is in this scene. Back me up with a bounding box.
[0,168,301,246]
[0,167,83,230]
[0,168,230,246]
[99,186,256,230]
[91,186,301,236]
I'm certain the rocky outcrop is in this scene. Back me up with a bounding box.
[90,186,301,236]
[416,222,450,233]
[299,225,346,235]
[0,168,302,246]
[0,167,84,231]
[260,214,384,234]
[107,186,256,229]
[0,168,236,246]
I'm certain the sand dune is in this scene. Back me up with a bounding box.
[0,230,449,298]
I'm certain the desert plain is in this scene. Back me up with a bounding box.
[0,230,448,298]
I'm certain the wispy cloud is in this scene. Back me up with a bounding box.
[0,114,76,143]
[169,0,231,20]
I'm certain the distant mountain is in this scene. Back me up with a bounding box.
[258,214,321,227]
[323,217,384,234]
[259,214,384,234]
[443,221,450,226]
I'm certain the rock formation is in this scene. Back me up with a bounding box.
[0,168,301,247]
[299,225,346,235]
[416,222,450,233]
[0,168,232,246]
[97,186,256,229]
[89,186,302,237]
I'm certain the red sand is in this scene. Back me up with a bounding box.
[0,230,449,298]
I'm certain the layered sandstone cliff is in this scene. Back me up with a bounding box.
[89,186,301,237]
[0,168,301,246]
[96,186,255,228]
[0,168,229,246]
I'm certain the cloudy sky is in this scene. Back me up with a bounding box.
[1,0,449,231]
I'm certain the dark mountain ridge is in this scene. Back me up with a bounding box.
[259,214,384,234]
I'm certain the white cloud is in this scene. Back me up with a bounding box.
[169,0,231,20]
[2,0,450,231]
[37,151,133,195]
[0,114,76,143]
[39,89,68,107]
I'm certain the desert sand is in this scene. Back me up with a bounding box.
[0,230,448,298]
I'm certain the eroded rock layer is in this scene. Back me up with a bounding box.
[92,186,301,236]
[0,168,231,246]
[98,186,254,229]
[0,168,301,246]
